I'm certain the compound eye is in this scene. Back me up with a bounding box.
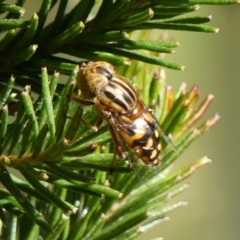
[96,66,113,80]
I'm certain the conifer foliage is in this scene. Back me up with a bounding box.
[0,1,237,239]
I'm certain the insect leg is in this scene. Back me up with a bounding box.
[109,125,125,159]
[108,125,126,174]
[94,118,103,131]
[80,118,103,132]
[71,93,105,131]
[109,150,118,175]
[71,93,95,106]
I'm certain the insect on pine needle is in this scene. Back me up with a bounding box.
[72,61,163,173]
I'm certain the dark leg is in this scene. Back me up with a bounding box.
[109,149,117,175]
[109,125,125,159]
[93,118,103,131]
[71,93,104,131]
[108,124,126,175]
[71,93,95,106]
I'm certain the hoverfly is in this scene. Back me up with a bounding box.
[72,61,162,167]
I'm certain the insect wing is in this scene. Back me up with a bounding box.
[109,115,157,185]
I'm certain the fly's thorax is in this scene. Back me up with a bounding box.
[77,61,115,99]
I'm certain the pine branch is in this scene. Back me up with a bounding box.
[0,0,238,92]
[0,60,218,238]
[0,0,237,239]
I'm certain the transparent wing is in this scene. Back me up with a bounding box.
[107,115,161,190]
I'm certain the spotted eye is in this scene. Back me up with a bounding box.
[96,66,113,80]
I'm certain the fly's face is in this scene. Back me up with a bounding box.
[76,61,162,167]
[77,61,115,99]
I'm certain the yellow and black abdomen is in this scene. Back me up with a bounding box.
[116,110,162,166]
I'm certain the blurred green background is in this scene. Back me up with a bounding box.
[139,4,240,240]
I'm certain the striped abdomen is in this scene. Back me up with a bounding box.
[116,108,162,166]
[98,75,137,113]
